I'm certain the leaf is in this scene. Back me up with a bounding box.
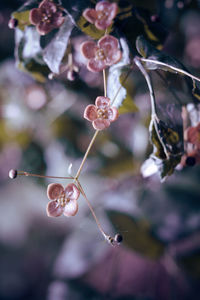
[107,38,138,114]
[11,0,40,30]
[15,27,49,82]
[107,210,165,259]
[115,4,167,51]
[43,16,74,74]
[143,118,183,180]
[136,35,200,103]
[12,11,31,31]
[77,16,112,40]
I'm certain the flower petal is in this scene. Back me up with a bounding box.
[52,12,65,27]
[65,183,80,201]
[95,19,112,30]
[84,105,98,121]
[93,119,110,130]
[107,107,119,122]
[98,35,118,50]
[29,8,42,25]
[95,96,110,108]
[81,41,97,59]
[105,49,122,66]
[46,200,64,217]
[95,2,118,30]
[63,200,78,217]
[96,1,118,19]
[187,126,198,143]
[83,8,98,23]
[47,183,64,200]
[87,58,106,72]
[37,22,53,35]
[39,0,57,14]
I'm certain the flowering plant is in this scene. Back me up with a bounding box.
[8,0,200,246]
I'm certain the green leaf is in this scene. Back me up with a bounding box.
[77,16,112,40]
[142,118,183,180]
[43,17,74,74]
[136,35,200,103]
[12,11,31,31]
[15,27,49,82]
[107,38,138,114]
[107,210,165,259]
[115,4,167,51]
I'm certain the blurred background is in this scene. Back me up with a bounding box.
[1,0,200,299]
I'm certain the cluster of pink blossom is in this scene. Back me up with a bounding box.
[26,1,121,221]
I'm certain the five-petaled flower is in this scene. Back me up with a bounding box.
[29,0,65,35]
[46,183,80,217]
[83,1,118,30]
[81,35,122,72]
[186,122,200,149]
[84,96,118,130]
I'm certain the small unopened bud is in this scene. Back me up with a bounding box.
[9,169,18,179]
[48,73,55,80]
[67,70,78,81]
[8,18,18,29]
[114,234,123,244]
[185,156,196,166]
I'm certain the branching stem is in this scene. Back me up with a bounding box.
[141,57,200,84]
[134,56,170,159]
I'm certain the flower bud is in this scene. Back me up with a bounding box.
[8,18,18,29]
[114,233,123,244]
[9,169,18,179]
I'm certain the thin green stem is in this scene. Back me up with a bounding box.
[103,69,107,97]
[74,130,99,180]
[141,57,200,84]
[76,179,113,243]
[134,56,170,159]
[134,57,157,118]
[110,68,132,106]
[18,171,73,180]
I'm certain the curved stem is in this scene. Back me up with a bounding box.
[141,57,200,84]
[76,179,113,243]
[134,56,170,159]
[134,57,157,119]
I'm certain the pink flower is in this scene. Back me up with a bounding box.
[84,96,118,130]
[185,123,200,149]
[46,183,80,217]
[29,0,65,35]
[81,35,122,72]
[83,1,118,30]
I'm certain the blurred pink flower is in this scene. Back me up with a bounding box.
[29,0,64,35]
[83,1,118,30]
[84,96,118,130]
[186,123,200,149]
[46,183,80,217]
[81,35,122,72]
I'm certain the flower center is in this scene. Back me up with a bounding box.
[97,11,109,20]
[42,13,52,23]
[95,48,105,60]
[57,193,70,207]
[97,108,108,119]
